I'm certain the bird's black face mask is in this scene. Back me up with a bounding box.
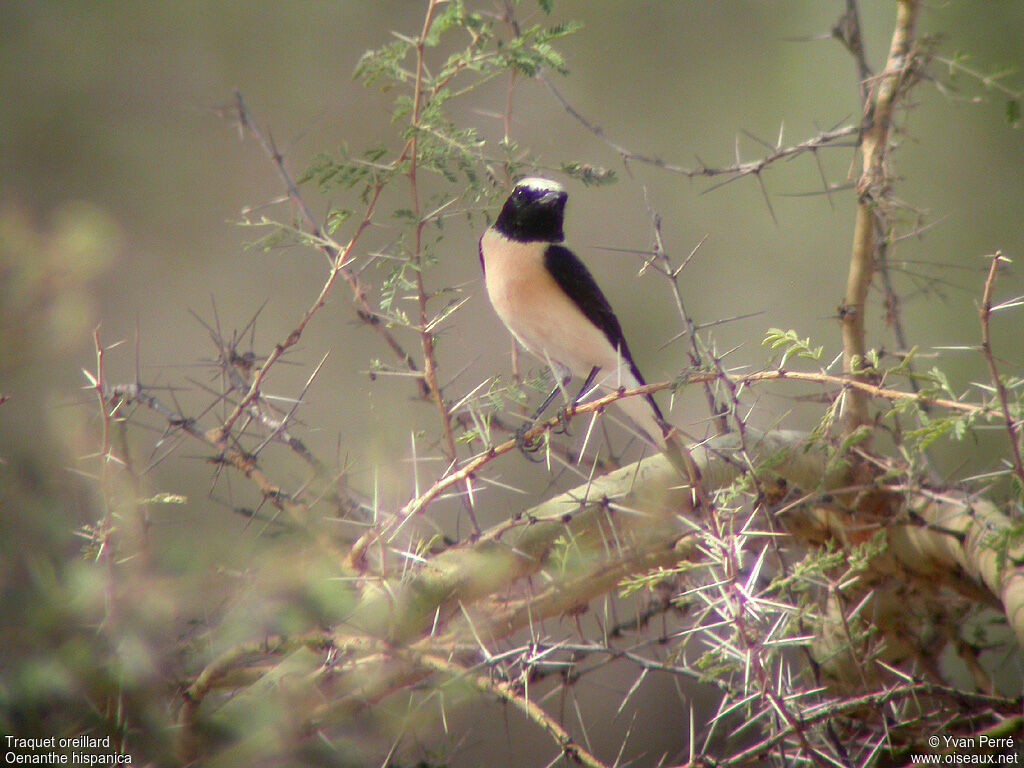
[495,187,567,243]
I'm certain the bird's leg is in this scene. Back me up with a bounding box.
[514,371,576,458]
[514,412,547,459]
[571,366,600,415]
[533,377,567,422]
[556,366,600,434]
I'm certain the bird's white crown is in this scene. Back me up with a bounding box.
[514,177,565,194]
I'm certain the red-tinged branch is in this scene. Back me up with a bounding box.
[215,183,384,443]
[232,92,429,399]
[978,252,1024,486]
[409,0,459,464]
[401,0,479,534]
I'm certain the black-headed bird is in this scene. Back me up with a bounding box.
[479,177,694,477]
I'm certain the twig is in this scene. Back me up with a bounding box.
[833,0,873,86]
[978,252,1024,486]
[178,631,336,761]
[402,1,480,535]
[669,680,1019,768]
[232,92,430,399]
[105,381,355,555]
[934,55,1024,102]
[418,653,611,768]
[540,71,857,182]
[215,168,386,443]
[644,204,728,434]
[116,351,992,575]
[84,328,121,622]
[407,0,476,536]
[190,305,338,477]
[840,0,932,433]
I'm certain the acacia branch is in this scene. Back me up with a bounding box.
[407,0,472,528]
[644,209,728,433]
[349,362,1003,571]
[417,653,611,768]
[978,251,1024,486]
[215,170,386,441]
[185,428,1024,761]
[343,424,1024,649]
[670,680,1019,768]
[109,348,1002,578]
[105,381,355,560]
[842,0,921,432]
[189,307,343,482]
[232,92,430,399]
[541,71,857,181]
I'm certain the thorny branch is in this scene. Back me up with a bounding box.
[108,337,1007,572]
[406,0,479,533]
[540,70,858,187]
[103,378,351,560]
[417,653,611,768]
[642,206,729,435]
[669,681,1021,768]
[189,306,338,480]
[842,0,922,433]
[346,360,1004,572]
[177,409,1024,765]
[835,0,930,423]
[978,251,1024,486]
[231,92,430,399]
[215,110,391,444]
[834,0,873,87]
[86,328,116,568]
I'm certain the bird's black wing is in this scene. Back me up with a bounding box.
[543,245,627,358]
[544,245,665,422]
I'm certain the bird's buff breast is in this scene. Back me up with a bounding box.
[481,229,605,377]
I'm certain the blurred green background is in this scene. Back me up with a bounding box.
[2,1,1022,765]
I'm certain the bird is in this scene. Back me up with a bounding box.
[479,176,694,478]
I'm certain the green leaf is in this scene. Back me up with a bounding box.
[424,1,462,47]
[244,221,300,252]
[1007,99,1021,126]
[535,20,582,44]
[810,394,842,441]
[353,40,412,87]
[924,366,956,399]
[326,208,352,234]
[762,328,823,368]
[906,413,968,451]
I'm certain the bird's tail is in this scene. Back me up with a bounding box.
[612,385,703,493]
[658,423,704,495]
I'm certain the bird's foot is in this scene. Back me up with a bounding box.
[552,405,573,436]
[515,423,545,462]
